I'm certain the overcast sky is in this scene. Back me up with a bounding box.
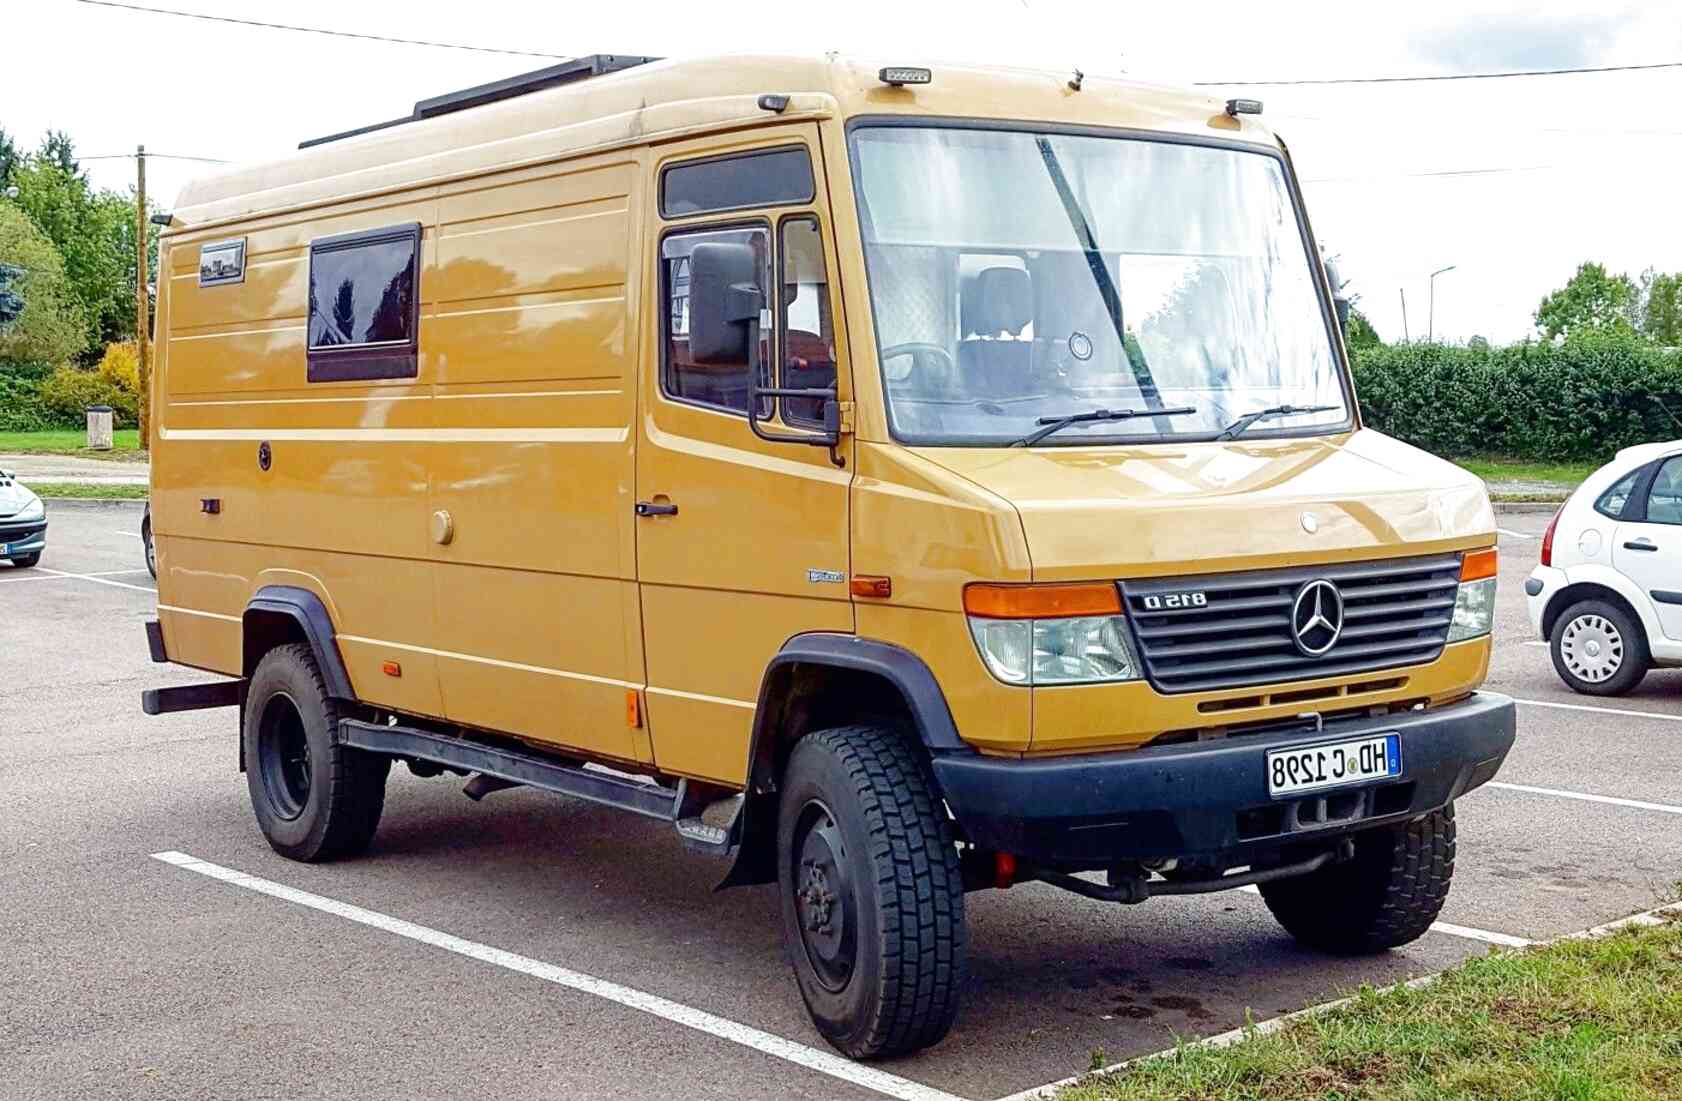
[7,0,1680,343]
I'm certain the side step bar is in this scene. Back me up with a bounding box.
[340,719,681,823]
[142,679,245,715]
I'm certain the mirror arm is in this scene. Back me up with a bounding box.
[743,322,844,462]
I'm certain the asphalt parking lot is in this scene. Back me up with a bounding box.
[4,501,1679,1101]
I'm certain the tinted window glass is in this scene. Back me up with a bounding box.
[309,226,419,349]
[1595,467,1643,520]
[661,148,814,218]
[662,225,771,416]
[1645,457,1682,525]
[779,217,835,425]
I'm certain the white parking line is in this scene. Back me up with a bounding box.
[152,851,966,1101]
[1487,780,1682,816]
[0,568,152,586]
[1523,640,1548,647]
[1233,885,1532,946]
[1513,696,1682,723]
[1496,527,1535,539]
[33,566,155,593]
[114,530,143,540]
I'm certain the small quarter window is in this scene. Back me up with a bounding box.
[779,217,835,425]
[307,222,421,382]
[661,225,771,416]
[1594,467,1643,520]
[661,147,814,218]
[1644,456,1682,525]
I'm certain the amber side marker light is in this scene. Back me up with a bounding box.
[963,582,1122,619]
[381,660,402,678]
[851,575,892,599]
[1460,547,1498,581]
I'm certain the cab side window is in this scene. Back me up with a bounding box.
[1643,457,1682,525]
[661,225,771,417]
[779,217,836,425]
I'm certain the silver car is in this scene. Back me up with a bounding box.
[0,470,46,568]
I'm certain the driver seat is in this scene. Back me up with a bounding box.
[959,267,1033,399]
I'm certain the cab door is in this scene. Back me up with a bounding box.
[1613,452,1682,640]
[635,127,854,784]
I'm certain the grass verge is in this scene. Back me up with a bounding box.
[1060,913,1682,1101]
[1455,457,1598,488]
[31,483,149,500]
[0,428,145,460]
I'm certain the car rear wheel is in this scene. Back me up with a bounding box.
[1259,804,1455,954]
[142,510,156,578]
[1550,598,1648,696]
[776,724,966,1059]
[243,642,389,861]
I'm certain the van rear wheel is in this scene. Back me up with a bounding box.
[776,724,966,1059]
[1259,804,1455,954]
[244,642,389,862]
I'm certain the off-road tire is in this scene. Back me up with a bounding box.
[10,552,40,569]
[1259,804,1455,954]
[776,724,966,1059]
[243,642,389,862]
[1549,598,1649,697]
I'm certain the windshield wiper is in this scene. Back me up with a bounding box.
[1015,404,1198,447]
[1215,403,1343,441]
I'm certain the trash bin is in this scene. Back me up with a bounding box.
[86,404,114,451]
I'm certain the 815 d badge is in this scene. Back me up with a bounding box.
[1141,591,1208,611]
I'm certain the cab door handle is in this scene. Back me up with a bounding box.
[1623,539,1658,552]
[635,500,678,517]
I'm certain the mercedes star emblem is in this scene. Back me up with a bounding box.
[1291,579,1344,657]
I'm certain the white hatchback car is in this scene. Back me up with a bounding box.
[1526,440,1682,695]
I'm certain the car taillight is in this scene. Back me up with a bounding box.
[1540,507,1561,567]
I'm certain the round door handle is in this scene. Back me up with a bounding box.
[431,509,455,545]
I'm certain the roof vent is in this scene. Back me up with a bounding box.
[300,54,660,149]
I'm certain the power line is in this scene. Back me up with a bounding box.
[73,0,568,60]
[1196,59,1682,86]
[79,152,230,163]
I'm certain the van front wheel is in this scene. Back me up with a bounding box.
[776,725,966,1059]
[243,642,389,862]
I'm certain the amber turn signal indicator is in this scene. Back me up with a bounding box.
[851,575,892,598]
[1460,547,1498,582]
[625,689,641,728]
[381,660,402,677]
[963,582,1123,619]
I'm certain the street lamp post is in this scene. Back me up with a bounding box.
[1428,264,1456,343]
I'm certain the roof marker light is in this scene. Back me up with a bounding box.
[879,66,932,87]
[1225,98,1263,117]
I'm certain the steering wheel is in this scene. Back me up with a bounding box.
[879,342,957,395]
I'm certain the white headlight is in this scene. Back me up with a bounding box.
[13,496,44,522]
[1447,577,1496,642]
[969,613,1141,686]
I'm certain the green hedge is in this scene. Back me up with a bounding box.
[0,362,58,431]
[1352,334,1682,462]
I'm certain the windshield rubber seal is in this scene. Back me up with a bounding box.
[842,115,1357,449]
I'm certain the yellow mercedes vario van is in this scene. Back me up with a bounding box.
[142,53,1515,1058]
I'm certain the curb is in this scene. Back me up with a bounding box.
[1493,501,1565,514]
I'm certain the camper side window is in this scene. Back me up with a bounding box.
[306,222,422,383]
[661,225,772,417]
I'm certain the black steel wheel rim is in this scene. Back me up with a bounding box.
[257,691,312,820]
[791,798,857,993]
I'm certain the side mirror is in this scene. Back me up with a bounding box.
[1323,256,1351,336]
[687,242,763,365]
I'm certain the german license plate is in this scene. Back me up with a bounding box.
[1267,733,1401,796]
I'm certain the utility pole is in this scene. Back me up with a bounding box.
[1399,288,1410,342]
[1428,264,1456,344]
[135,144,149,450]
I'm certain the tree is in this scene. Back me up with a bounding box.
[1345,307,1381,350]
[1534,261,1635,341]
[0,127,18,188]
[9,151,132,356]
[38,130,82,178]
[1635,269,1682,347]
[0,204,86,365]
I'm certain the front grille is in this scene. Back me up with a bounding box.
[1122,553,1462,693]
[0,520,46,542]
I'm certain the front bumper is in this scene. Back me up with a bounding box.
[0,519,47,559]
[932,691,1516,869]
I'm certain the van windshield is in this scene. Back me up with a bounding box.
[850,126,1350,446]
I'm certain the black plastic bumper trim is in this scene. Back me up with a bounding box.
[145,619,168,663]
[1524,578,1545,597]
[1653,589,1682,606]
[142,679,245,715]
[932,691,1516,867]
